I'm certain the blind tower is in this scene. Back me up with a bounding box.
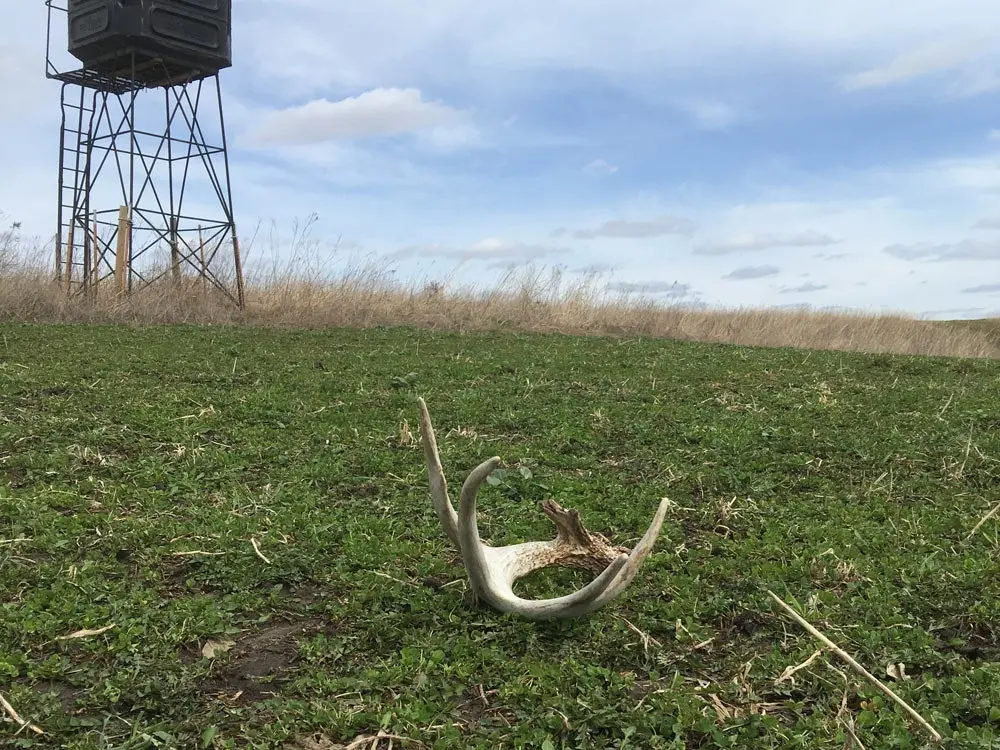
[44,0,245,306]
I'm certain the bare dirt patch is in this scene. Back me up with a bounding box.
[32,679,83,713]
[1,464,30,489]
[451,684,515,733]
[324,480,382,505]
[194,618,330,702]
[291,730,428,749]
[934,623,1000,661]
[160,556,225,596]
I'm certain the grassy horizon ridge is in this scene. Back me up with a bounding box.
[3,211,1000,359]
[1,261,999,362]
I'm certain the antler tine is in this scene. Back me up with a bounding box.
[458,457,630,620]
[417,397,459,547]
[554,497,670,618]
[416,396,667,620]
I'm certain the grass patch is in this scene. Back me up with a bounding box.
[2,323,999,748]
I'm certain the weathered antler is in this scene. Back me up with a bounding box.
[417,397,669,620]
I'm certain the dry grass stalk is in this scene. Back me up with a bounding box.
[343,734,426,750]
[841,717,868,750]
[966,499,1000,541]
[250,537,271,564]
[371,570,423,589]
[55,624,116,641]
[297,730,428,750]
[0,234,998,359]
[774,648,825,684]
[614,613,663,654]
[829,664,869,750]
[767,590,942,744]
[170,550,225,557]
[0,692,44,735]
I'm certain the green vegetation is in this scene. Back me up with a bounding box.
[2,323,999,749]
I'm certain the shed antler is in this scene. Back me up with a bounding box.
[417,397,669,620]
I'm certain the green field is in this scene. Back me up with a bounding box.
[2,323,999,749]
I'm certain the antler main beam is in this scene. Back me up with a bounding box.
[417,397,668,620]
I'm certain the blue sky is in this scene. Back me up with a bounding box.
[3,0,1000,318]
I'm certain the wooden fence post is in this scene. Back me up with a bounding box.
[115,205,131,296]
[91,221,101,295]
[64,225,75,293]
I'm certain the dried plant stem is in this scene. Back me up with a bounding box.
[841,716,868,750]
[0,537,31,545]
[55,624,116,641]
[966,499,1000,541]
[371,570,422,589]
[343,731,427,749]
[614,614,662,654]
[0,692,44,735]
[774,648,824,684]
[170,550,225,557]
[766,590,942,744]
[250,537,271,564]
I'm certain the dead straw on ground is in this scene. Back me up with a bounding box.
[767,590,943,744]
[1,220,998,360]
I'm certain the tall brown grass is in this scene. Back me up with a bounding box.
[1,218,997,359]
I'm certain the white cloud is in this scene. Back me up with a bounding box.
[989,129,1000,141]
[949,69,1000,97]
[680,100,738,130]
[918,157,1000,193]
[238,1,1000,101]
[583,159,619,176]
[486,260,520,271]
[884,239,1000,261]
[390,238,569,262]
[723,265,781,280]
[962,282,1000,293]
[779,282,829,294]
[572,217,696,239]
[574,262,616,274]
[839,40,985,91]
[972,217,1000,230]
[418,122,485,152]
[605,280,695,298]
[249,88,472,145]
[921,306,999,319]
[695,230,840,255]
